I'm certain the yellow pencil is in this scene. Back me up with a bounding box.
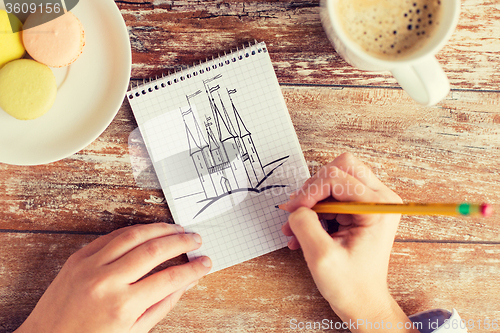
[276,202,493,217]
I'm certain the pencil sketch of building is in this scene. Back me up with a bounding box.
[181,76,265,199]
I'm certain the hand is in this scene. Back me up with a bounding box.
[281,153,418,332]
[15,223,212,333]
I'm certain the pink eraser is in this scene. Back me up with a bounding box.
[481,204,493,217]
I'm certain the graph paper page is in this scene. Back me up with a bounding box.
[128,42,309,272]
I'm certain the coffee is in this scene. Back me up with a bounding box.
[336,0,443,59]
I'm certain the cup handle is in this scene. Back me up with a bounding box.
[391,56,450,107]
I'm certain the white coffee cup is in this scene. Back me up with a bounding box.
[320,0,460,106]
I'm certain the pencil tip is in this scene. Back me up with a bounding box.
[275,205,279,209]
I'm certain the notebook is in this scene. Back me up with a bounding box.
[127,41,310,272]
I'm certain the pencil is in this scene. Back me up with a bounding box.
[275,202,493,217]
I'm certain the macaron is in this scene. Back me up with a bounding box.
[0,59,57,120]
[23,11,85,68]
[0,10,25,68]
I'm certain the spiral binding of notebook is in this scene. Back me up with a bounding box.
[127,40,267,100]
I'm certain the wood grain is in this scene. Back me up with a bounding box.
[1,232,498,333]
[1,88,498,240]
[1,1,499,332]
[120,0,500,91]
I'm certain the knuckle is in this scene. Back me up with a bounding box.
[122,227,142,244]
[144,240,163,258]
[177,233,194,246]
[333,152,355,168]
[108,226,128,237]
[318,165,331,178]
[339,152,355,163]
[325,165,342,180]
[108,299,132,322]
[86,276,132,322]
[63,252,80,270]
[158,222,171,231]
[87,275,109,302]
[164,267,184,286]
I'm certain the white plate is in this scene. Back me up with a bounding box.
[0,0,131,165]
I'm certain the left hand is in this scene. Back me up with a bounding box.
[15,223,212,333]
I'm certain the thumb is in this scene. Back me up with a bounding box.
[288,207,336,265]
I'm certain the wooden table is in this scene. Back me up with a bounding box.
[1,1,499,332]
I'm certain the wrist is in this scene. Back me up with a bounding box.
[330,288,393,323]
[331,292,420,333]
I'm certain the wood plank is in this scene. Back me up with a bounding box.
[1,87,498,240]
[118,0,500,90]
[1,233,499,333]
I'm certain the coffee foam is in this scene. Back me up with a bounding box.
[336,0,443,59]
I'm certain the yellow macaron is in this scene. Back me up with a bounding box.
[0,10,25,68]
[0,59,57,120]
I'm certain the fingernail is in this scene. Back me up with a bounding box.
[192,233,202,244]
[175,225,184,233]
[280,201,291,212]
[289,189,300,200]
[185,281,198,291]
[200,256,212,268]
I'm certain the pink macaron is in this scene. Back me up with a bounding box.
[22,11,85,68]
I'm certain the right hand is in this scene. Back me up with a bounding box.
[281,153,414,330]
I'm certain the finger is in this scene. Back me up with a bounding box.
[330,152,386,192]
[284,167,379,213]
[318,213,337,220]
[93,223,184,265]
[287,163,336,202]
[287,207,337,264]
[132,283,192,333]
[287,235,301,250]
[281,221,294,237]
[336,213,354,226]
[282,222,300,249]
[108,233,203,283]
[289,188,301,200]
[73,226,135,260]
[132,257,212,308]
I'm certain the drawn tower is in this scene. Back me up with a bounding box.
[228,89,265,187]
[204,84,243,195]
[182,78,266,199]
[182,104,217,199]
